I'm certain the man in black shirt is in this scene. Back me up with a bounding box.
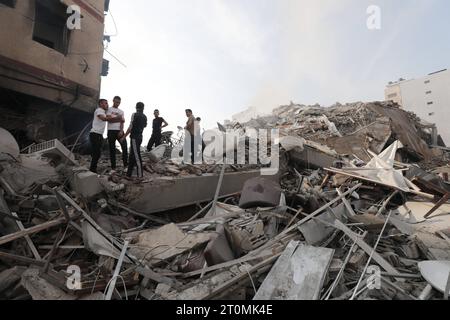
[147,109,168,152]
[122,102,148,178]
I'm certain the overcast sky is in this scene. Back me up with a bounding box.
[100,0,450,140]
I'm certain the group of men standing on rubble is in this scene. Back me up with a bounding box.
[89,97,202,179]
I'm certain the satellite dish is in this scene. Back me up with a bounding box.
[0,127,20,160]
[419,261,450,294]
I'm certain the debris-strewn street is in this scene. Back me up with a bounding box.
[1,0,450,305]
[1,100,450,301]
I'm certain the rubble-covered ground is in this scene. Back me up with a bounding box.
[1,101,450,301]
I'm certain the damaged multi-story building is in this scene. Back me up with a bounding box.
[385,69,450,146]
[0,0,110,148]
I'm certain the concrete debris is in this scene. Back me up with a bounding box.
[239,177,281,209]
[71,168,104,198]
[1,99,450,301]
[254,241,335,300]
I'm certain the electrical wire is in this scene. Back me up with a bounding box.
[105,7,118,37]
[104,48,127,68]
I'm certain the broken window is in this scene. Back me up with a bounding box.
[32,0,70,55]
[0,0,16,8]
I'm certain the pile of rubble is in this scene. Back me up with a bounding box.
[1,100,450,300]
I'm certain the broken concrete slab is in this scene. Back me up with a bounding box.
[128,223,212,267]
[0,155,61,194]
[148,145,167,163]
[414,232,450,261]
[391,202,450,235]
[298,203,347,246]
[21,269,76,300]
[290,145,340,170]
[128,170,279,214]
[254,241,334,300]
[0,266,26,293]
[82,220,125,261]
[71,168,103,198]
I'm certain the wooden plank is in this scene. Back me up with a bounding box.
[0,216,68,246]
[254,242,334,300]
[11,212,41,260]
[0,251,46,267]
[424,193,450,219]
[333,220,400,275]
[337,187,356,217]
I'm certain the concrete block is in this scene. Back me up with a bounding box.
[149,145,167,163]
[72,170,103,198]
[239,177,281,209]
[204,225,235,266]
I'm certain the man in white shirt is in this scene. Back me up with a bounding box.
[107,96,127,170]
[90,99,109,173]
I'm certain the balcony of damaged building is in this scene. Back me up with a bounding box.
[1,100,450,300]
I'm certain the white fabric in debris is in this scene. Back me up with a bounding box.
[344,141,411,192]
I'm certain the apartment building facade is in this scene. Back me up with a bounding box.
[0,0,108,146]
[385,69,450,146]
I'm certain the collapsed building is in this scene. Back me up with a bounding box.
[1,96,450,300]
[0,0,109,149]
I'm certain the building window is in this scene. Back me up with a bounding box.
[32,0,70,55]
[388,93,398,99]
[427,102,434,105]
[0,0,16,8]
[426,91,432,95]
[424,80,431,84]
